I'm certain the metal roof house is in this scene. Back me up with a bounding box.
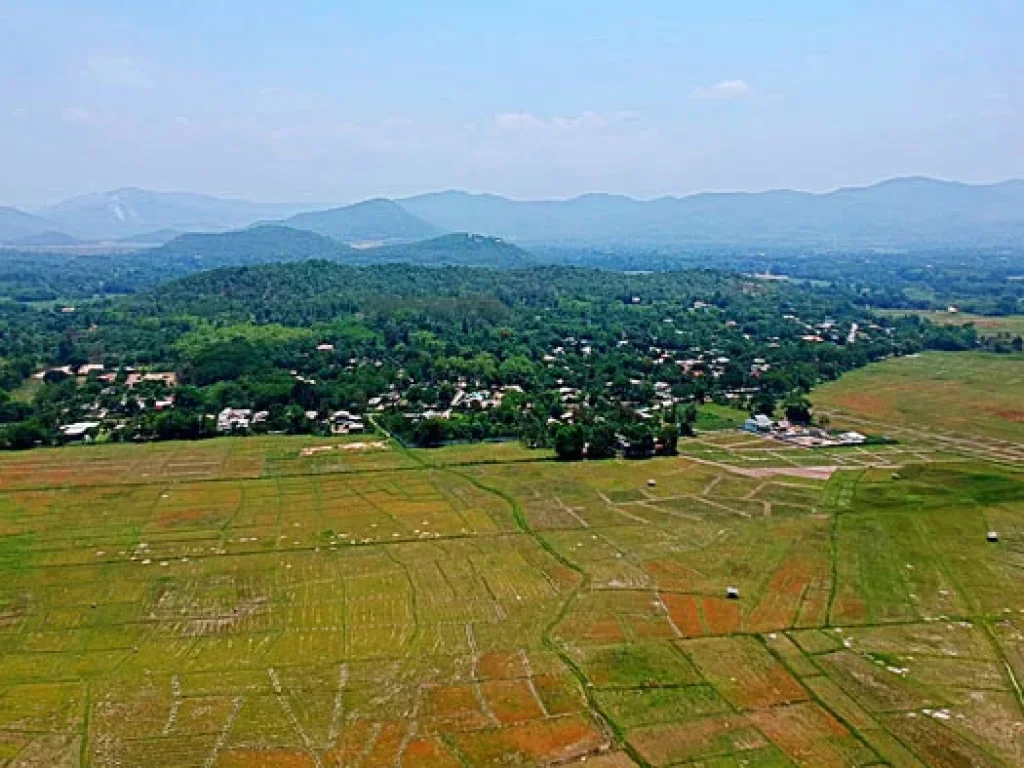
[744,414,773,433]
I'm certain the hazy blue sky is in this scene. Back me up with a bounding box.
[1,1,1021,207]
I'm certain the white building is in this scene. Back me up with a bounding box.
[217,408,252,432]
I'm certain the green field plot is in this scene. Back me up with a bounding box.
[0,435,1023,766]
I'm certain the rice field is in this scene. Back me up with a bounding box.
[0,423,1022,766]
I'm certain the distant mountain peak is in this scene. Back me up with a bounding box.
[35,189,326,241]
[280,199,442,244]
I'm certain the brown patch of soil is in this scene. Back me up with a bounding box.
[661,594,705,637]
[701,596,741,635]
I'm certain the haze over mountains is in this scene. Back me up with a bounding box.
[277,199,441,244]
[2,177,1023,250]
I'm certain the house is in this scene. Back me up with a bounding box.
[316,343,335,352]
[217,408,252,432]
[464,391,492,409]
[60,422,101,441]
[330,411,365,435]
[32,365,75,380]
[127,372,178,389]
[744,414,773,433]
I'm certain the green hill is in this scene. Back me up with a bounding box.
[355,233,533,267]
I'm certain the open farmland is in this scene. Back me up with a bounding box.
[0,427,1023,766]
[878,310,1024,339]
[812,351,1024,460]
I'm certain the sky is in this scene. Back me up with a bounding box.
[1,1,1022,208]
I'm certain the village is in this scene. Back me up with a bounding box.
[28,302,877,450]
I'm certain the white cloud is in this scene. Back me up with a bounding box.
[690,79,753,100]
[83,54,151,88]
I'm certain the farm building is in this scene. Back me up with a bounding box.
[743,414,773,433]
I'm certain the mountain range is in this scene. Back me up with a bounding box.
[2,177,1023,249]
[401,178,1024,247]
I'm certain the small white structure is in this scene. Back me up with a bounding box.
[726,586,740,599]
[647,479,657,488]
[60,422,101,441]
[987,531,999,543]
[217,408,252,432]
[330,410,365,435]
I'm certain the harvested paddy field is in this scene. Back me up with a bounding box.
[0,428,1023,766]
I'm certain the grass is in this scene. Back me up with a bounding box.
[812,350,1024,445]
[696,402,751,431]
[0,406,1023,766]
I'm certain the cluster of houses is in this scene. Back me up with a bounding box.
[213,408,366,435]
[41,320,876,447]
[33,364,179,388]
[743,414,868,447]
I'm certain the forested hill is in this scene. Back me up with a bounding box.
[151,225,351,266]
[363,233,533,267]
[132,259,848,328]
[153,228,532,270]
